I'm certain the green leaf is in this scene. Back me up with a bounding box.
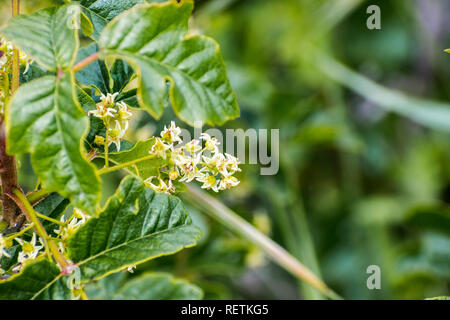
[0,258,71,300]
[108,138,167,178]
[112,272,203,300]
[77,0,142,41]
[80,10,94,37]
[6,72,100,213]
[111,59,135,93]
[75,43,110,93]
[67,175,202,281]
[34,193,70,232]
[0,5,79,71]
[98,0,239,126]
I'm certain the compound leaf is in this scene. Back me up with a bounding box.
[98,0,239,126]
[0,4,79,71]
[67,175,202,281]
[6,73,100,213]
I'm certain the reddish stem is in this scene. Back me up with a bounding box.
[72,52,99,72]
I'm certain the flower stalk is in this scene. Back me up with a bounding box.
[98,154,157,175]
[9,189,70,270]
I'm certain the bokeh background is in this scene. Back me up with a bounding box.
[2,0,450,299]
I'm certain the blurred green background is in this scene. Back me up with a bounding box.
[3,0,450,300]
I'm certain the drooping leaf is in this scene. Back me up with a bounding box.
[34,192,70,232]
[112,272,203,300]
[67,175,202,281]
[75,43,110,93]
[108,138,167,178]
[6,73,100,213]
[98,0,239,126]
[0,4,79,71]
[78,87,106,149]
[0,258,71,300]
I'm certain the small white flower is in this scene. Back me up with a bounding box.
[161,121,182,145]
[15,233,44,264]
[177,153,206,183]
[223,153,241,176]
[184,139,202,154]
[200,133,220,153]
[144,176,175,194]
[197,174,219,192]
[0,235,11,259]
[107,120,125,151]
[99,92,119,107]
[117,102,132,130]
[88,104,117,119]
[202,153,225,176]
[149,137,170,159]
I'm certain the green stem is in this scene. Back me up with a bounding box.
[104,132,109,168]
[9,189,69,269]
[98,154,157,175]
[183,186,343,300]
[26,188,50,204]
[35,212,65,226]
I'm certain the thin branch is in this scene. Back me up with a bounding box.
[26,188,50,204]
[184,186,343,300]
[72,52,99,72]
[97,154,157,175]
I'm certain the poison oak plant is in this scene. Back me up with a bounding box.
[0,0,340,300]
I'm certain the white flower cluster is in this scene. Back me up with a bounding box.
[0,232,45,273]
[144,122,241,194]
[88,92,132,151]
[54,208,89,241]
